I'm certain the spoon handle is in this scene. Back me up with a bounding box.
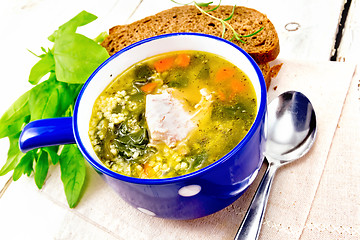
[234,160,279,240]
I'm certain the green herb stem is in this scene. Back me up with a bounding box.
[193,3,248,43]
[171,0,263,43]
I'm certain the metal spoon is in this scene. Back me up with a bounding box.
[234,91,317,240]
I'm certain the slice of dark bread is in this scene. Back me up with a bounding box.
[102,5,280,63]
[258,62,271,89]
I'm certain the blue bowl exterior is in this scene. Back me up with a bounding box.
[99,112,266,219]
[73,33,267,220]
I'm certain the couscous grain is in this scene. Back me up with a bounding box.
[89,50,257,179]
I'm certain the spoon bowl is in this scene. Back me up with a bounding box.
[266,91,317,163]
[235,91,317,240]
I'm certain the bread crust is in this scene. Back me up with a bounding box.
[258,62,271,90]
[102,5,280,63]
[101,5,280,89]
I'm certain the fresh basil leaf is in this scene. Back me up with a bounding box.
[29,76,73,120]
[29,50,55,85]
[0,133,25,176]
[54,33,109,84]
[34,150,49,189]
[59,145,86,208]
[48,11,98,42]
[0,91,30,139]
[13,151,35,181]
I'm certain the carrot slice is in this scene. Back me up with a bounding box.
[228,79,246,100]
[140,82,158,94]
[144,163,156,178]
[215,67,235,82]
[175,54,191,67]
[230,79,245,93]
[218,90,227,101]
[154,57,175,72]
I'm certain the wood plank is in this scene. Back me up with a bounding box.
[246,0,346,61]
[126,0,346,61]
[336,0,360,63]
[0,176,67,239]
[0,173,122,240]
[332,0,360,149]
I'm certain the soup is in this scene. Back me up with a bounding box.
[89,50,257,179]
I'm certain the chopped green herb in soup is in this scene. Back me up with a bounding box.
[89,51,257,179]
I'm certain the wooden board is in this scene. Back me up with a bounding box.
[337,0,360,63]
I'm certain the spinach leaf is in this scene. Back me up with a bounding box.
[34,150,49,189]
[48,11,97,42]
[28,50,55,85]
[197,63,210,79]
[115,128,149,146]
[134,64,154,81]
[211,102,247,120]
[0,115,30,140]
[113,127,149,161]
[190,152,208,170]
[13,151,35,181]
[211,100,256,130]
[0,133,25,176]
[29,75,72,120]
[59,145,86,208]
[68,83,84,99]
[0,10,106,208]
[0,91,30,139]
[43,146,59,165]
[54,33,109,84]
[165,69,189,88]
[93,32,109,44]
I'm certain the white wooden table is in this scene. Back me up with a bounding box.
[0,0,359,239]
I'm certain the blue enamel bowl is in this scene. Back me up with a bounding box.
[19,33,267,220]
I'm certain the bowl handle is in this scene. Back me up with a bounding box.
[19,117,76,153]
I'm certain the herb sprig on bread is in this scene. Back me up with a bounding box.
[171,0,264,43]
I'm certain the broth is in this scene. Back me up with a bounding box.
[89,50,257,178]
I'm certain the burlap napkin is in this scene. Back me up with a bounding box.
[38,60,356,239]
